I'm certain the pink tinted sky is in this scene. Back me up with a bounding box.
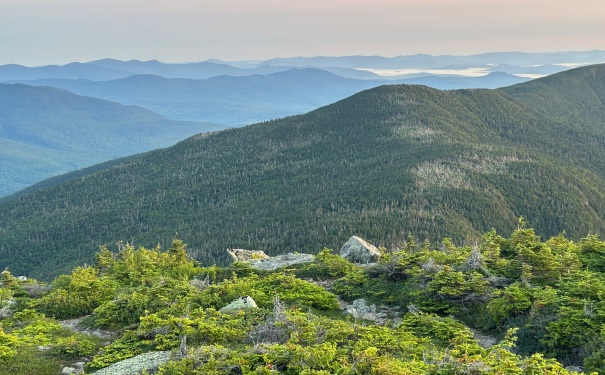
[1,0,604,65]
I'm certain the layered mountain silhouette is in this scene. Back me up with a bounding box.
[4,51,603,81]
[14,69,380,124]
[12,69,527,125]
[0,83,225,195]
[2,64,605,279]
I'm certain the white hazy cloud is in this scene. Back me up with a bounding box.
[1,0,605,65]
[357,68,491,77]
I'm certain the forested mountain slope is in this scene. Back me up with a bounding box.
[0,83,225,195]
[2,65,605,279]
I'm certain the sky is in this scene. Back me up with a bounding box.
[2,0,605,66]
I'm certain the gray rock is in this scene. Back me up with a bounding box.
[0,298,16,318]
[345,298,378,320]
[469,328,498,349]
[227,248,269,262]
[248,253,315,271]
[219,296,258,313]
[340,236,381,264]
[61,362,84,374]
[91,350,172,375]
[344,299,403,325]
[225,248,315,271]
[59,316,114,339]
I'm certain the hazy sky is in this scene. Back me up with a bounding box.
[2,0,605,65]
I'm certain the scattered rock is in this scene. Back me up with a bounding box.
[248,253,315,271]
[190,275,211,289]
[0,298,16,318]
[340,236,381,264]
[61,362,84,374]
[343,298,402,325]
[225,248,315,271]
[59,316,114,339]
[345,299,379,321]
[227,248,269,262]
[469,328,498,349]
[348,298,376,314]
[219,296,258,313]
[74,362,86,372]
[91,350,172,375]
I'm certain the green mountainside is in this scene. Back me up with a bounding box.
[0,83,226,196]
[2,65,605,280]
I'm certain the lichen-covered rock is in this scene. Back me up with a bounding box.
[340,236,381,264]
[344,299,402,325]
[60,316,114,339]
[248,253,315,271]
[225,248,315,271]
[227,248,269,262]
[0,298,16,318]
[346,298,376,316]
[344,299,383,322]
[91,351,172,375]
[219,296,258,313]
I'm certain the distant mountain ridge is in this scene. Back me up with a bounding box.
[0,83,226,196]
[12,68,527,125]
[0,59,293,82]
[3,64,605,279]
[5,50,604,83]
[13,69,380,124]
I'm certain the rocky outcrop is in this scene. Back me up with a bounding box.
[248,253,315,271]
[343,298,402,325]
[469,328,498,349]
[345,298,377,320]
[340,236,381,264]
[91,351,172,375]
[219,296,258,313]
[0,298,15,318]
[59,316,114,340]
[61,362,85,374]
[226,249,315,271]
[227,248,269,262]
